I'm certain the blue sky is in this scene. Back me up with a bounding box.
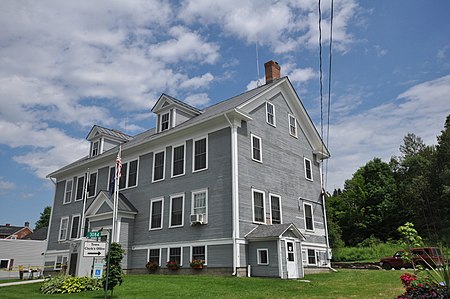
[1,0,449,227]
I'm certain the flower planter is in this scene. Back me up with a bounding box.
[193,265,203,270]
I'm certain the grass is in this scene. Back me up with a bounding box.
[332,243,402,262]
[0,269,406,298]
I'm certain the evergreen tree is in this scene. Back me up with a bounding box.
[35,206,51,230]
[103,242,124,298]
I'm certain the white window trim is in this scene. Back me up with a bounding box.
[257,248,269,265]
[0,259,10,269]
[269,193,282,224]
[87,172,97,198]
[168,246,183,266]
[149,197,164,231]
[58,216,69,241]
[304,157,313,181]
[307,248,317,265]
[126,159,139,189]
[252,188,266,224]
[251,134,263,163]
[191,188,208,224]
[75,176,85,202]
[54,255,68,270]
[169,193,185,228]
[192,136,208,173]
[304,203,315,231]
[160,111,170,132]
[266,102,276,127]
[152,149,166,183]
[147,248,161,266]
[190,245,208,265]
[171,143,186,178]
[70,214,81,239]
[91,140,99,157]
[64,179,73,204]
[288,114,298,138]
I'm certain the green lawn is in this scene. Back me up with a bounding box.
[0,269,406,298]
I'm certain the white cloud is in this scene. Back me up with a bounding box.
[185,93,212,108]
[179,73,214,89]
[0,177,15,191]
[326,74,450,190]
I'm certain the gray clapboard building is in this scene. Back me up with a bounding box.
[45,61,331,279]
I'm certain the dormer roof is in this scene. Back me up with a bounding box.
[151,93,202,116]
[86,125,132,142]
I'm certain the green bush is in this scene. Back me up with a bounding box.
[40,275,101,294]
[332,241,402,262]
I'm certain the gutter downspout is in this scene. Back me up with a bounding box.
[45,177,57,272]
[224,113,240,276]
[319,166,337,272]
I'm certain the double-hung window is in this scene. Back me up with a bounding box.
[153,151,165,182]
[192,189,208,222]
[87,172,97,197]
[172,144,185,177]
[58,217,69,241]
[149,198,163,230]
[169,247,182,265]
[64,179,73,204]
[70,215,80,239]
[266,102,276,126]
[193,137,207,172]
[270,194,282,224]
[91,141,99,157]
[160,112,170,132]
[251,134,262,163]
[304,157,313,181]
[252,189,265,224]
[110,159,138,190]
[304,203,314,231]
[307,249,316,265]
[128,160,138,187]
[75,176,85,201]
[288,114,297,137]
[192,246,206,263]
[148,249,160,264]
[257,249,269,265]
[169,194,184,228]
[54,256,68,270]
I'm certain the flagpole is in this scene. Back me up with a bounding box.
[112,145,121,243]
[80,168,90,238]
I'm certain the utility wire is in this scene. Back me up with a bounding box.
[325,0,334,190]
[318,0,324,188]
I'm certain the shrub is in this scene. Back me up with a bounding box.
[332,241,402,262]
[190,259,205,269]
[167,260,180,270]
[40,275,101,294]
[146,261,159,271]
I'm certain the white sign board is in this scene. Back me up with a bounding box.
[83,241,106,257]
[93,262,104,279]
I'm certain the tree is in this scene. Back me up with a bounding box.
[35,206,51,230]
[103,242,124,298]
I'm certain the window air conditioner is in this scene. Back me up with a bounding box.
[190,214,205,225]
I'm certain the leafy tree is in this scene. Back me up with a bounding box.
[103,242,124,298]
[35,206,51,230]
[397,222,424,248]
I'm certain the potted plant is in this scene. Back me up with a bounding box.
[190,259,205,270]
[166,260,179,270]
[145,261,159,272]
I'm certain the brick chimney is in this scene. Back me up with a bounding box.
[264,60,281,84]
[25,221,29,227]
[6,224,10,227]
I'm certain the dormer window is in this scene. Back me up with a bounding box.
[91,141,99,157]
[160,112,170,132]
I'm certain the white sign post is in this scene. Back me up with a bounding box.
[83,241,106,257]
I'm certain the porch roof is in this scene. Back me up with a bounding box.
[245,223,305,240]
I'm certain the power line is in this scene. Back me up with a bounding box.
[325,0,334,190]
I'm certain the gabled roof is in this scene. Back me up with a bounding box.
[151,93,202,115]
[85,190,138,218]
[245,223,305,240]
[24,226,48,240]
[86,125,132,142]
[0,225,24,236]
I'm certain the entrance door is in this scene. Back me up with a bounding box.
[286,241,298,278]
[68,253,78,276]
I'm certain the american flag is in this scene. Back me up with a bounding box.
[115,148,122,179]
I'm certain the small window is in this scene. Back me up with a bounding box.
[288,114,297,137]
[193,137,207,172]
[75,176,85,201]
[251,134,262,163]
[257,249,269,265]
[304,157,313,181]
[270,194,282,224]
[70,215,80,239]
[307,249,316,265]
[148,249,160,264]
[153,151,165,182]
[149,198,163,230]
[192,189,207,217]
[252,189,265,224]
[172,144,185,177]
[91,141,99,157]
[0,259,10,269]
[192,246,206,263]
[58,217,69,241]
[266,102,276,126]
[304,203,314,231]
[161,112,170,132]
[169,194,184,228]
[87,172,97,197]
[169,247,182,265]
[54,255,68,270]
[64,179,73,204]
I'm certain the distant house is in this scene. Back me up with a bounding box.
[0,222,33,239]
[45,61,331,279]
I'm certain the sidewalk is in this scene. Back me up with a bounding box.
[0,279,45,287]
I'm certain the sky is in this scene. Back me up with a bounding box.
[1,0,449,227]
